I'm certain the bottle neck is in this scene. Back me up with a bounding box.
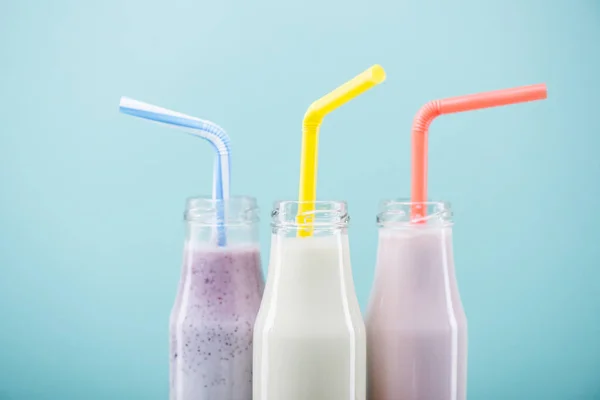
[184,196,260,248]
[374,201,456,292]
[375,199,455,278]
[263,201,359,314]
[267,199,351,286]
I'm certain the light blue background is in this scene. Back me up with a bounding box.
[1,0,599,398]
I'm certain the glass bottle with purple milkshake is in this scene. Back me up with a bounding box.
[170,196,264,400]
[366,200,467,400]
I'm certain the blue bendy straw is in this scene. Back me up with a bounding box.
[119,97,231,246]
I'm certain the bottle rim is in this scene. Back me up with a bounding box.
[377,199,453,228]
[271,200,349,229]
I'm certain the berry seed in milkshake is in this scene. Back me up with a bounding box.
[170,245,263,400]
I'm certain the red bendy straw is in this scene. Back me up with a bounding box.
[411,83,548,220]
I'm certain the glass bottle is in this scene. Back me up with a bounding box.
[170,196,264,400]
[253,200,366,400]
[366,200,467,400]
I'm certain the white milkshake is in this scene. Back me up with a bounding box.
[253,201,365,400]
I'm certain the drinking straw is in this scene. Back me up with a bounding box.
[119,97,231,246]
[410,83,548,220]
[297,65,386,237]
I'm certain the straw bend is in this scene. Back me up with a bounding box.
[412,100,444,134]
[302,64,387,128]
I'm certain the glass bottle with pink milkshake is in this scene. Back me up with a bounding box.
[366,200,467,400]
[117,97,265,399]
[170,196,264,400]
[366,83,548,399]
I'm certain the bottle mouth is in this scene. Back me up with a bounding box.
[271,200,349,229]
[185,195,260,225]
[377,199,453,228]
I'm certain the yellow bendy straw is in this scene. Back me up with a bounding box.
[297,64,386,237]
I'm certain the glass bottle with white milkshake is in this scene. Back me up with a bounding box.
[253,200,366,400]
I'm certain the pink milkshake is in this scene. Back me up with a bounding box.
[170,196,264,400]
[366,201,467,400]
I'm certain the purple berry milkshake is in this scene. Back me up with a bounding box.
[170,245,264,399]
